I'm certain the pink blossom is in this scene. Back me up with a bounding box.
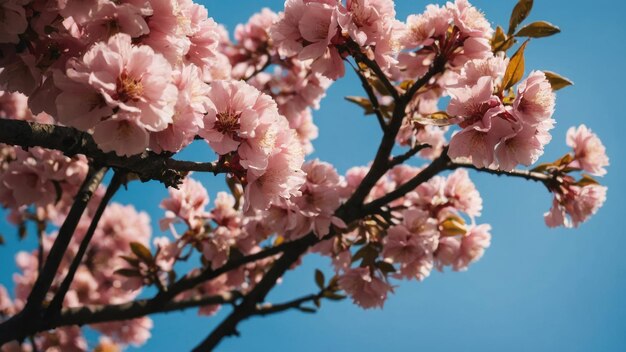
[448,0,493,39]
[383,209,438,265]
[400,4,451,48]
[566,125,609,176]
[271,0,345,79]
[160,176,210,231]
[0,147,88,212]
[453,224,491,271]
[153,236,180,272]
[139,0,194,63]
[244,129,306,211]
[65,33,177,130]
[448,115,516,169]
[338,267,393,309]
[494,118,554,171]
[290,108,319,154]
[60,33,177,155]
[150,65,209,153]
[77,1,152,42]
[186,5,226,81]
[229,8,279,80]
[337,0,397,47]
[455,54,508,88]
[198,80,268,155]
[91,117,151,156]
[545,184,607,228]
[444,169,482,217]
[434,236,461,271]
[447,76,500,125]
[513,71,556,125]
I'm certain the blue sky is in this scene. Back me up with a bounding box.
[1,0,625,351]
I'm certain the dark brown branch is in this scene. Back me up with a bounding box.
[254,293,321,316]
[193,236,314,351]
[340,58,446,218]
[351,66,387,130]
[57,292,240,327]
[404,56,446,102]
[0,166,108,345]
[46,172,124,317]
[352,50,399,101]
[449,161,556,187]
[389,144,431,167]
[0,119,225,188]
[362,149,452,214]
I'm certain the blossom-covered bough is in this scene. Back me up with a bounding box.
[0,0,610,350]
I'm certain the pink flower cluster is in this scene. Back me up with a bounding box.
[544,125,609,228]
[447,64,555,171]
[325,165,489,308]
[0,0,227,156]
[262,159,346,241]
[0,90,90,225]
[271,0,399,80]
[223,8,332,154]
[197,80,305,211]
[3,201,153,349]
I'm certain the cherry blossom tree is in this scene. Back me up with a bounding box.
[0,0,609,351]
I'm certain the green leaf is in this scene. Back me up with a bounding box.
[315,269,325,289]
[508,0,534,35]
[543,71,574,91]
[501,40,529,91]
[130,242,153,263]
[345,96,374,115]
[515,21,560,38]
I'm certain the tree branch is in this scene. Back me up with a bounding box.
[0,119,226,188]
[340,58,446,218]
[389,143,431,168]
[192,237,313,351]
[362,149,452,215]
[46,171,124,317]
[351,66,387,131]
[254,293,322,316]
[449,161,556,188]
[0,166,108,345]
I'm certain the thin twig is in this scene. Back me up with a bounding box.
[389,144,431,167]
[450,161,556,188]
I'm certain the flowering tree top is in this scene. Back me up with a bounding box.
[0,0,609,351]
